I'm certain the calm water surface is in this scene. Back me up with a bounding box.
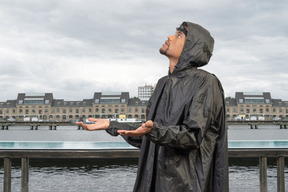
[1,124,288,191]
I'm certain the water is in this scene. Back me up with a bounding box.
[1,124,288,191]
[1,160,287,192]
[0,159,138,192]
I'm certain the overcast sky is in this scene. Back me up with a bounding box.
[0,0,287,101]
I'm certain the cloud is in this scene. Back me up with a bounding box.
[0,0,287,102]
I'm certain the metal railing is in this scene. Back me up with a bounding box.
[1,148,287,192]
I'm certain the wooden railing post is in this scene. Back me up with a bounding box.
[21,157,29,192]
[3,157,12,192]
[277,156,285,192]
[259,156,267,192]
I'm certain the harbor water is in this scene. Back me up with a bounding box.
[1,124,288,191]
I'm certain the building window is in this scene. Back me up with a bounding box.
[19,100,23,104]
[239,99,243,103]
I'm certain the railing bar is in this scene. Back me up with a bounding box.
[277,156,285,192]
[21,157,29,192]
[259,156,267,192]
[3,157,12,192]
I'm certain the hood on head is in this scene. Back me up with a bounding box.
[173,22,214,73]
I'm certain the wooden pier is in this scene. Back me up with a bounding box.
[227,120,288,129]
[1,120,287,130]
[0,121,81,130]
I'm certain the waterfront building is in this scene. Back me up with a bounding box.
[0,92,148,122]
[138,84,154,101]
[226,92,288,121]
[0,91,287,122]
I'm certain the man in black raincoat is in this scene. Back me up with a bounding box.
[77,21,229,192]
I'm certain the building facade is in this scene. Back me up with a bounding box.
[0,92,148,122]
[138,84,154,101]
[1,91,288,122]
[226,92,288,121]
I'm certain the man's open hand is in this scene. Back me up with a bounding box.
[76,118,109,131]
[117,120,153,137]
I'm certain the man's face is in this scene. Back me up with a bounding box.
[159,30,186,60]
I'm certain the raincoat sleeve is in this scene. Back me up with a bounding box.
[106,121,143,148]
[145,75,225,149]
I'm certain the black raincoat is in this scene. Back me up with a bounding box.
[106,22,229,192]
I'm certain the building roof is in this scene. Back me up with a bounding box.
[225,98,237,106]
[93,92,130,104]
[128,98,148,106]
[235,92,272,104]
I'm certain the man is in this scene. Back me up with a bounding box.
[77,21,229,192]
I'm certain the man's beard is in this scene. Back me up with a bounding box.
[159,47,168,55]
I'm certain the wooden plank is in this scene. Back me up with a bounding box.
[277,156,285,192]
[21,157,29,192]
[3,157,11,192]
[259,156,267,192]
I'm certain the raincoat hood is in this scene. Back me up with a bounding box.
[174,22,214,73]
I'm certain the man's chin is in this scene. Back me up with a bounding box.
[159,48,168,55]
